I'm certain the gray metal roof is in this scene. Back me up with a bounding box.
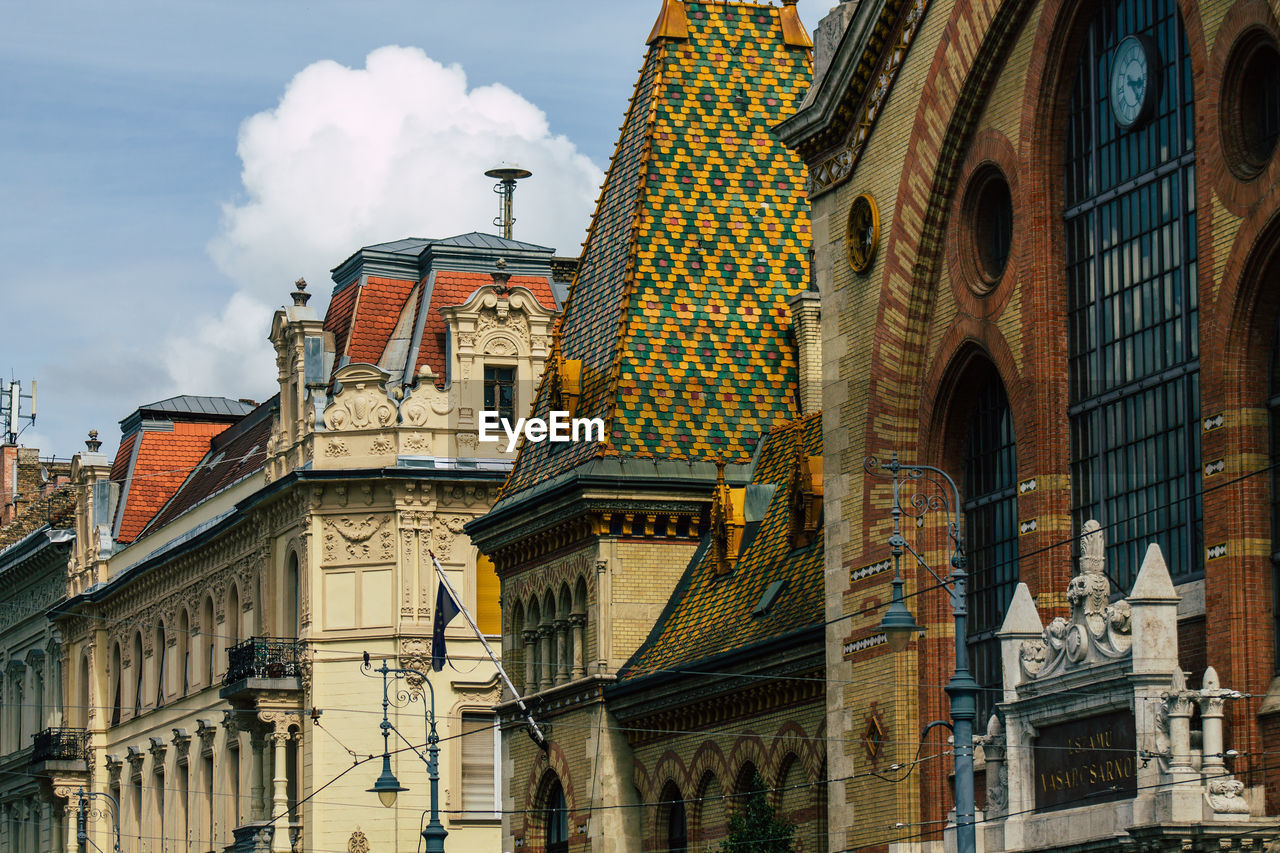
[435,231,552,252]
[361,238,433,254]
[120,396,256,430]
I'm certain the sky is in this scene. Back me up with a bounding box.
[0,0,831,461]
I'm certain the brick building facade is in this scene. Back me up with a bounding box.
[777,0,1280,847]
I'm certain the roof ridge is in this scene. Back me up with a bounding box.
[595,39,671,460]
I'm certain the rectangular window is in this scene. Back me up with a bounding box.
[460,713,498,818]
[483,366,516,426]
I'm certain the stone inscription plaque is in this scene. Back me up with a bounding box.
[1033,710,1137,811]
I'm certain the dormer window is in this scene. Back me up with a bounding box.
[484,366,516,426]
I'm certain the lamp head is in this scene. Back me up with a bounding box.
[879,573,922,653]
[368,752,408,808]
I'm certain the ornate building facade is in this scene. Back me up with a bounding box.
[466,3,821,851]
[45,232,563,853]
[777,0,1280,846]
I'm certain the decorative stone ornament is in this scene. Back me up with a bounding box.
[845,192,880,273]
[323,364,397,431]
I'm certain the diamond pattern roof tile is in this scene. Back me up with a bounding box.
[618,411,823,679]
[503,1,812,497]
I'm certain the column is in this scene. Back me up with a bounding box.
[64,799,78,853]
[538,626,554,689]
[553,620,569,686]
[1199,665,1228,780]
[270,730,290,853]
[250,731,267,822]
[522,630,540,693]
[569,614,586,680]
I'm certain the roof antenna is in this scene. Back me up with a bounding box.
[484,163,532,240]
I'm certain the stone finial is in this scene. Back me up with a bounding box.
[291,277,311,307]
[1079,518,1104,575]
[85,430,102,453]
[491,257,511,294]
[999,583,1043,636]
[1130,543,1178,601]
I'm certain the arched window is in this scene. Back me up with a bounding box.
[285,552,300,639]
[1271,316,1280,669]
[155,622,167,707]
[228,584,241,646]
[201,597,215,685]
[110,643,122,727]
[963,365,1018,725]
[545,778,569,853]
[131,633,144,716]
[660,782,688,853]
[178,610,191,696]
[77,655,90,729]
[1066,0,1200,591]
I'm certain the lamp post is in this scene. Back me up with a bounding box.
[56,787,121,853]
[866,452,978,853]
[361,651,447,852]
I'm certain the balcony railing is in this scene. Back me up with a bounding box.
[224,637,305,685]
[30,727,88,764]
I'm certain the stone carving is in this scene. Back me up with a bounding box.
[347,830,370,853]
[457,432,478,457]
[485,336,515,356]
[369,436,393,455]
[324,364,397,431]
[400,380,453,427]
[400,637,431,688]
[1207,779,1251,814]
[325,439,349,458]
[477,306,528,338]
[1019,520,1131,680]
[433,516,468,556]
[404,434,429,453]
[322,516,394,564]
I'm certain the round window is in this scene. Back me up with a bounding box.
[966,166,1014,289]
[1223,31,1280,179]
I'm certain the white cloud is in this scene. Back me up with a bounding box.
[172,44,602,394]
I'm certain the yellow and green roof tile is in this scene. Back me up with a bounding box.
[503,0,812,498]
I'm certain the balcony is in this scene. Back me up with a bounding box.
[220,637,305,707]
[30,728,88,765]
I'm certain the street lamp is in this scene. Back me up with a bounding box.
[55,787,122,853]
[361,651,447,852]
[866,452,978,853]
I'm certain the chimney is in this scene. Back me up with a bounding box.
[788,289,822,416]
[0,443,17,527]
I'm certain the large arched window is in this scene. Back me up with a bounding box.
[1271,316,1280,670]
[545,778,569,853]
[659,781,688,853]
[963,366,1018,725]
[1066,0,1200,590]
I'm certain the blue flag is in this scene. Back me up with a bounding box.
[431,580,461,672]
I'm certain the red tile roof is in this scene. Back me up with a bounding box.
[113,421,233,544]
[140,398,276,536]
[323,267,557,388]
[345,276,419,365]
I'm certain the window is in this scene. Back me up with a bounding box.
[546,779,569,853]
[132,634,144,716]
[1065,0,1200,591]
[964,368,1018,726]
[661,784,688,853]
[484,366,516,425]
[1272,318,1280,671]
[155,624,167,708]
[461,713,499,818]
[110,644,122,727]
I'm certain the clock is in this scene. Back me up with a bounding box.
[1109,34,1161,130]
[846,192,880,274]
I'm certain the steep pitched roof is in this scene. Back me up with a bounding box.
[502,1,812,498]
[139,397,277,536]
[109,398,252,544]
[618,411,822,680]
[322,238,560,388]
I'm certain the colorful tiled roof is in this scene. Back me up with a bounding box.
[618,411,822,679]
[139,397,277,536]
[502,1,812,498]
[111,420,236,544]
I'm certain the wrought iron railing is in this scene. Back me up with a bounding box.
[30,727,88,764]
[224,637,305,685]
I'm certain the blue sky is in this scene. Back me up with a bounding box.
[0,0,829,459]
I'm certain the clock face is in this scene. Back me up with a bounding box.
[1110,35,1160,130]
[846,193,880,274]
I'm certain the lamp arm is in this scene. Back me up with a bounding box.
[901,540,953,591]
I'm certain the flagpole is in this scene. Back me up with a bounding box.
[428,550,548,750]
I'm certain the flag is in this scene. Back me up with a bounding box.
[431,580,462,672]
